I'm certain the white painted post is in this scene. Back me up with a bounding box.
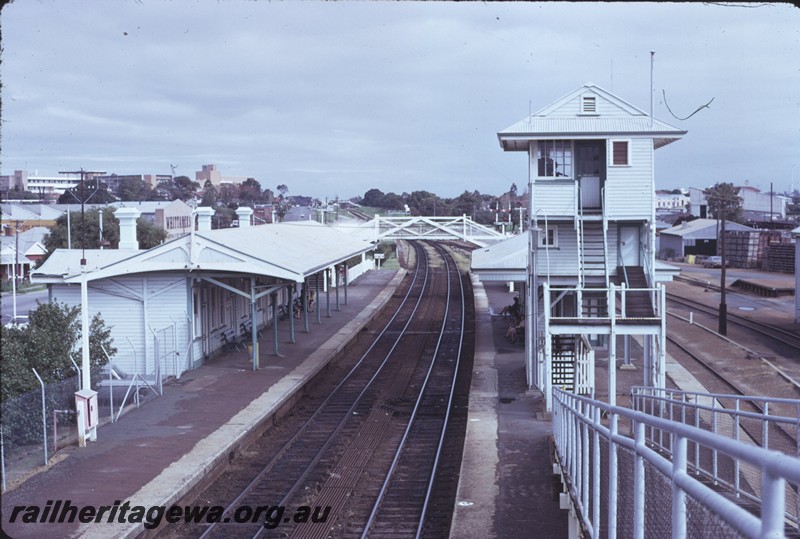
[633,420,645,539]
[608,413,618,537]
[608,284,617,407]
[672,435,687,537]
[544,283,552,412]
[760,469,786,537]
[581,412,589,523]
[32,368,48,464]
[592,406,601,537]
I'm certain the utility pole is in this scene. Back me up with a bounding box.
[705,182,741,336]
[58,168,105,446]
[59,169,106,263]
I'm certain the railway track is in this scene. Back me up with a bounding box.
[358,242,467,538]
[665,292,800,355]
[167,241,471,538]
[349,209,373,222]
[664,318,798,457]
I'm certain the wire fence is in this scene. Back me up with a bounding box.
[0,363,161,492]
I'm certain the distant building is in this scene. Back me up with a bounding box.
[1,170,88,195]
[0,170,28,191]
[94,173,172,195]
[658,218,754,259]
[688,185,788,221]
[738,185,788,221]
[1,204,61,232]
[655,190,689,212]
[111,200,194,239]
[195,164,249,187]
[0,227,48,280]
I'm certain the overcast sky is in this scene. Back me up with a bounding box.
[2,1,798,199]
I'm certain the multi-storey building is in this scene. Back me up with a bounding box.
[1,170,84,195]
[195,164,249,187]
[496,83,686,410]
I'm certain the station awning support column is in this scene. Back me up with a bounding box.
[288,284,296,344]
[271,292,280,356]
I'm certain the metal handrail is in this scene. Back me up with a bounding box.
[553,387,800,539]
[535,209,551,284]
[600,186,610,287]
[631,385,800,522]
[547,284,663,321]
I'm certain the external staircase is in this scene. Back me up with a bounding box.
[578,220,608,286]
[616,265,655,318]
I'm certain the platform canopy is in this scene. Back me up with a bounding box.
[470,231,529,282]
[32,221,374,285]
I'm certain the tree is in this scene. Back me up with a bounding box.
[703,182,743,335]
[0,302,116,402]
[117,177,156,201]
[362,188,385,208]
[239,178,262,206]
[213,207,237,229]
[217,184,239,207]
[136,217,168,248]
[157,175,199,201]
[58,179,116,204]
[42,208,167,262]
[382,192,405,210]
[277,184,289,199]
[200,180,218,207]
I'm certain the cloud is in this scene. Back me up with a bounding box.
[1,1,798,197]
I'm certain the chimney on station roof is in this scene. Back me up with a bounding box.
[235,206,253,228]
[195,207,214,232]
[115,207,141,250]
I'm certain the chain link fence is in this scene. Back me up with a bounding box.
[0,367,161,492]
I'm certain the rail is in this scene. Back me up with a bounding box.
[198,242,432,538]
[552,387,800,538]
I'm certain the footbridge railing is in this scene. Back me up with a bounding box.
[355,215,505,247]
[552,387,800,538]
[630,386,800,532]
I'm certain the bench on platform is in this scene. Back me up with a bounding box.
[220,328,242,352]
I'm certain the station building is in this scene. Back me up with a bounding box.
[31,206,376,381]
[474,82,686,410]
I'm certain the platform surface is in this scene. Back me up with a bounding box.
[1,269,404,539]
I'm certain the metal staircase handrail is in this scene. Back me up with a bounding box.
[601,186,610,287]
[575,180,585,288]
[535,209,551,284]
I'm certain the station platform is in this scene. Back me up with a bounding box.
[0,269,405,539]
[450,278,717,538]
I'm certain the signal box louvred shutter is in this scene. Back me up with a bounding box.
[612,141,629,165]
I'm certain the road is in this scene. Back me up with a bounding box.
[1,287,48,325]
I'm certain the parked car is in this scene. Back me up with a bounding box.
[703,256,724,268]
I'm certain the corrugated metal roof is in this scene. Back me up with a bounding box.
[32,221,373,284]
[497,83,686,151]
[199,221,373,276]
[0,204,42,220]
[660,218,754,238]
[471,232,529,272]
[499,116,686,138]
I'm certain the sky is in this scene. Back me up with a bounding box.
[1,1,798,200]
